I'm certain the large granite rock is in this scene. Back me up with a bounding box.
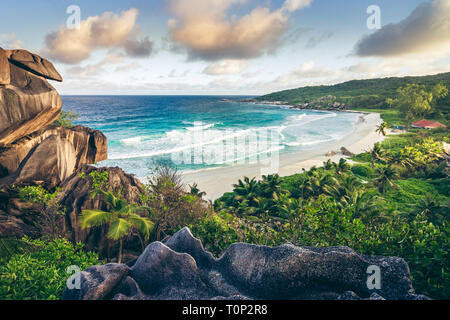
[57,166,145,256]
[15,135,77,189]
[0,47,62,147]
[63,227,430,300]
[0,125,107,179]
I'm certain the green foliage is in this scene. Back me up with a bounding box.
[80,189,153,263]
[204,129,449,299]
[53,110,79,128]
[0,237,99,300]
[258,72,450,112]
[189,212,239,257]
[17,185,57,206]
[142,164,209,241]
[390,83,448,129]
[16,185,67,239]
[85,170,110,198]
[351,164,374,178]
[0,238,38,263]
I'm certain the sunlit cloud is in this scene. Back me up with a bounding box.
[167,0,313,61]
[43,8,153,64]
[203,59,249,75]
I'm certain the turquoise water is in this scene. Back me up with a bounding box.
[62,96,360,178]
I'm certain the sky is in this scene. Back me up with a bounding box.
[1,0,449,95]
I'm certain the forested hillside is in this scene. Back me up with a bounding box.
[258,72,450,112]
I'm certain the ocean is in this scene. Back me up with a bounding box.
[62,96,360,179]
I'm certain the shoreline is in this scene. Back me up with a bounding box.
[182,111,386,201]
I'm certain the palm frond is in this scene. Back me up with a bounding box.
[107,218,132,240]
[129,214,154,240]
[0,238,39,261]
[79,209,115,229]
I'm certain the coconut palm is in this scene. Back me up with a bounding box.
[260,174,282,197]
[415,193,447,225]
[188,183,206,198]
[324,174,361,203]
[323,159,334,170]
[80,190,154,263]
[369,143,385,169]
[376,122,388,136]
[333,158,351,175]
[307,170,333,197]
[233,177,259,205]
[348,190,385,222]
[374,164,398,194]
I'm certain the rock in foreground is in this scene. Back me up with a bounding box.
[63,227,429,300]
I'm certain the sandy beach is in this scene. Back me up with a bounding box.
[182,112,386,200]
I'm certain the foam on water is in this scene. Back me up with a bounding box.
[62,96,360,177]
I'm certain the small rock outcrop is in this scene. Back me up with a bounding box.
[341,147,355,157]
[63,227,430,300]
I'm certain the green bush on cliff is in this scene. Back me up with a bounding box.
[0,237,99,300]
[53,110,79,128]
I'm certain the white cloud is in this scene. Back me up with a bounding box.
[65,53,125,77]
[43,8,153,64]
[203,59,249,75]
[167,0,313,61]
[283,0,313,12]
[0,33,23,49]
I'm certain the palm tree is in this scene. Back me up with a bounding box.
[307,171,332,197]
[278,197,306,242]
[80,190,154,263]
[188,183,206,198]
[415,193,446,224]
[333,158,351,175]
[233,177,259,206]
[323,159,333,170]
[369,143,385,169]
[324,174,361,203]
[376,122,388,136]
[348,190,385,222]
[374,164,398,194]
[260,174,282,198]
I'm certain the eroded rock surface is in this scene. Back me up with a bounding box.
[15,135,77,189]
[0,47,62,147]
[63,227,430,300]
[0,125,107,180]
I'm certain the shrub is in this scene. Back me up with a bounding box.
[143,164,210,241]
[189,212,239,257]
[17,186,67,239]
[53,110,79,128]
[351,164,374,178]
[0,237,99,300]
